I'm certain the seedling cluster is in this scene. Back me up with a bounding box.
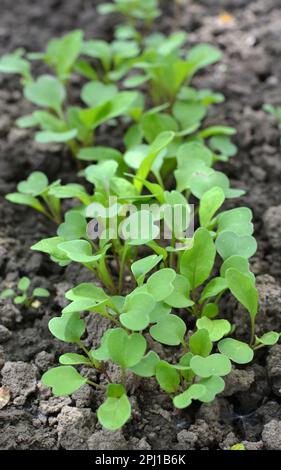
[1,0,279,431]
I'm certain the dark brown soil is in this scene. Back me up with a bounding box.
[0,0,281,450]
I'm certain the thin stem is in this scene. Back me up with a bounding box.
[181,338,189,352]
[250,319,255,346]
[78,341,99,369]
[118,245,129,294]
[169,232,176,269]
[87,379,99,388]
[121,368,126,388]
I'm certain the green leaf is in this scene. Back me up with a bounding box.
[6,193,47,214]
[190,354,231,378]
[46,30,83,79]
[225,268,258,321]
[199,187,225,228]
[200,277,228,303]
[230,444,246,451]
[210,135,237,158]
[156,361,180,393]
[220,255,255,282]
[130,351,160,377]
[256,332,280,346]
[189,329,212,357]
[49,183,90,204]
[57,212,87,241]
[120,209,159,245]
[77,146,122,162]
[217,208,254,236]
[42,366,87,396]
[35,129,77,143]
[31,236,69,264]
[141,112,178,143]
[173,101,206,129]
[202,303,219,319]
[147,268,176,301]
[198,126,236,138]
[24,75,65,114]
[18,277,30,292]
[187,44,222,73]
[177,142,213,168]
[48,312,86,343]
[58,240,102,263]
[0,50,30,78]
[134,131,175,193]
[85,160,118,186]
[131,255,163,286]
[196,317,231,342]
[0,288,15,299]
[97,387,131,431]
[173,384,206,409]
[14,295,27,304]
[90,329,115,361]
[63,283,109,314]
[150,314,186,346]
[120,292,156,331]
[218,338,254,364]
[189,169,231,199]
[164,274,194,308]
[198,376,225,402]
[149,302,171,323]
[59,353,92,365]
[17,172,49,196]
[79,91,138,129]
[81,81,118,107]
[33,287,50,297]
[216,231,257,260]
[107,328,146,369]
[180,228,216,289]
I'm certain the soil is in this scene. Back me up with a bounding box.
[0,0,281,450]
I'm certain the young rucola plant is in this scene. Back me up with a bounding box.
[32,134,279,430]
[0,276,49,307]
[1,4,279,432]
[0,11,229,166]
[98,0,161,27]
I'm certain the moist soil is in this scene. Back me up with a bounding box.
[0,0,281,450]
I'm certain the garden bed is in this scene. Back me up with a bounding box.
[0,0,281,450]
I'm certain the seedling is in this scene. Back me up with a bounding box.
[0,277,50,307]
[6,172,62,223]
[98,0,161,27]
[264,103,281,128]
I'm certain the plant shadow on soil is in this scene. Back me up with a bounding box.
[0,0,281,450]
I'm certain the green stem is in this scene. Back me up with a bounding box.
[118,245,129,294]
[121,368,126,388]
[250,319,255,346]
[79,341,100,369]
[98,257,116,294]
[87,379,99,388]
[181,338,188,352]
